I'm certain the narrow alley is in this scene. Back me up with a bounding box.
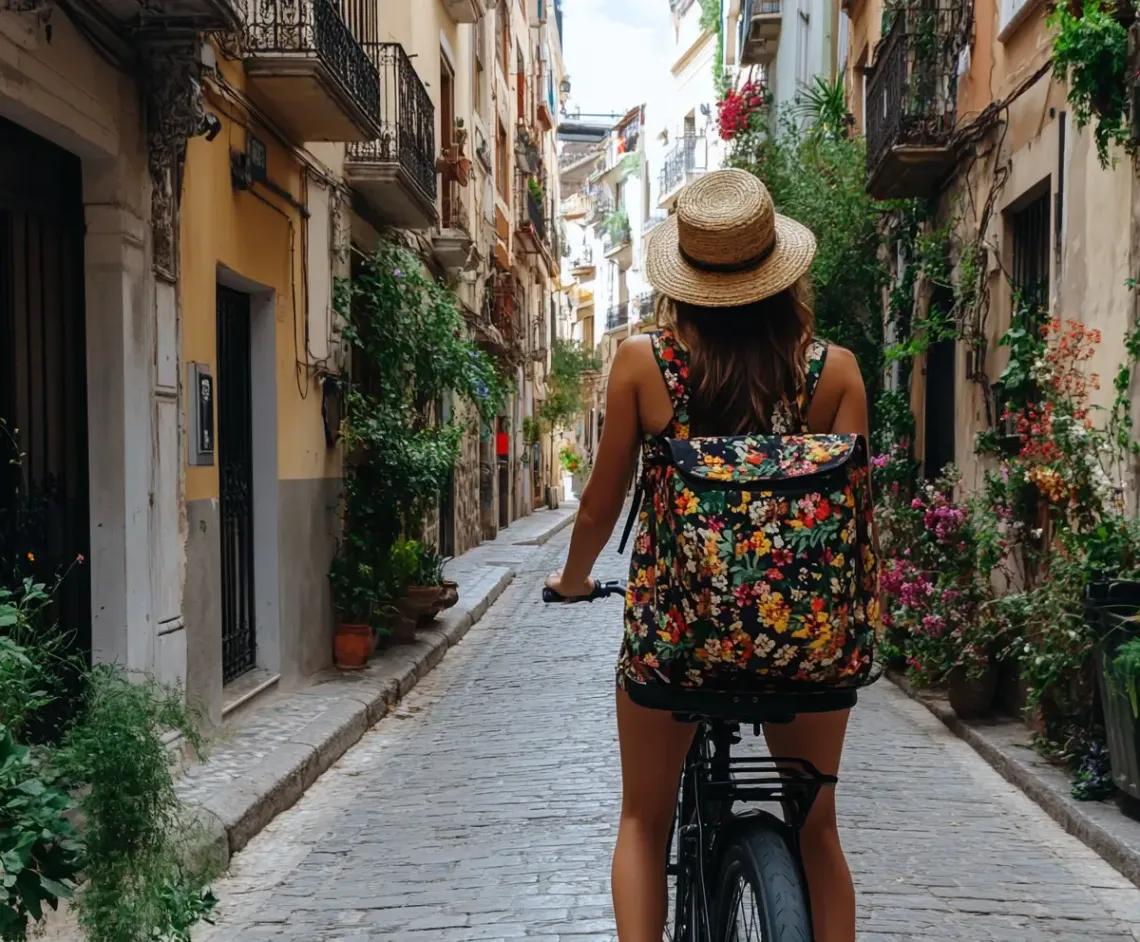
[199,528,1140,942]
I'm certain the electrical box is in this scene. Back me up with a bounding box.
[189,362,214,467]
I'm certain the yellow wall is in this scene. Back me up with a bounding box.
[181,55,341,503]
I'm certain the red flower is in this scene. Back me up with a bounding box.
[815,499,831,521]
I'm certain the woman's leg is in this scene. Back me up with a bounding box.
[613,687,696,942]
[764,710,854,942]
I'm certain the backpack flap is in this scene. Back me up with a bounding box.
[665,434,867,491]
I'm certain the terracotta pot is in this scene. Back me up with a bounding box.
[334,622,373,670]
[947,665,998,719]
[400,586,443,628]
[438,580,459,611]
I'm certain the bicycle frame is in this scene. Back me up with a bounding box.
[667,718,837,941]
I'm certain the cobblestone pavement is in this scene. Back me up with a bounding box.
[201,528,1140,942]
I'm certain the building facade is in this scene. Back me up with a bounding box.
[842,0,1139,492]
[1,0,566,727]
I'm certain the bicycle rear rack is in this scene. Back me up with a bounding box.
[696,754,835,828]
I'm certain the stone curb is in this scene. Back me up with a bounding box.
[887,671,1140,890]
[513,507,577,546]
[189,517,572,870]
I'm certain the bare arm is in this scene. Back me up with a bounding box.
[547,338,644,597]
[825,346,870,440]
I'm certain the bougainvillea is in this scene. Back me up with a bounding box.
[717,77,766,141]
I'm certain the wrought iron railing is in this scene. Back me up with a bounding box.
[630,292,655,323]
[605,301,628,332]
[348,42,436,201]
[244,0,380,123]
[571,246,595,269]
[527,190,546,242]
[659,134,707,197]
[865,1,967,182]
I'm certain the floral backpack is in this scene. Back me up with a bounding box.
[617,331,879,692]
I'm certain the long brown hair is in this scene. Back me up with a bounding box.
[662,277,816,436]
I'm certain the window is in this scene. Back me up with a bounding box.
[1000,0,1031,34]
[496,120,509,200]
[499,6,510,70]
[474,16,487,117]
[1010,189,1051,317]
[796,0,811,91]
[838,10,850,78]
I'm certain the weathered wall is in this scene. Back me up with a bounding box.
[180,50,343,702]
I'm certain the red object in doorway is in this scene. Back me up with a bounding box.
[496,432,509,457]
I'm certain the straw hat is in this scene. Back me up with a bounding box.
[644,168,816,308]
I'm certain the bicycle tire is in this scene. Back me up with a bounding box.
[712,822,812,942]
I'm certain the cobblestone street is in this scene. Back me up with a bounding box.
[201,528,1140,942]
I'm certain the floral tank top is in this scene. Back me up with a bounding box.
[617,328,829,689]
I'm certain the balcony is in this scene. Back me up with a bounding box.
[630,292,655,324]
[515,174,549,256]
[605,301,629,333]
[442,0,485,24]
[570,247,596,277]
[740,0,783,66]
[243,0,381,142]
[346,43,437,228]
[602,209,632,268]
[88,0,241,34]
[433,179,474,272]
[479,275,523,359]
[658,135,708,209]
[865,3,962,199]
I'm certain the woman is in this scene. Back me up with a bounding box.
[546,169,870,942]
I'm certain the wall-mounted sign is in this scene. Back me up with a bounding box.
[189,362,214,467]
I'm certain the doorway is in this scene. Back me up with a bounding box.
[0,117,90,654]
[216,284,257,683]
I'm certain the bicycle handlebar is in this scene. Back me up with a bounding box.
[542,579,627,604]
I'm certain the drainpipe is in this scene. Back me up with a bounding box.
[1054,109,1066,276]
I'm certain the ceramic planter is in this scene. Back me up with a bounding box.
[947,665,998,719]
[334,622,373,670]
[1088,582,1140,802]
[401,586,444,629]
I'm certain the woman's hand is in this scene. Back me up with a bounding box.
[545,570,595,600]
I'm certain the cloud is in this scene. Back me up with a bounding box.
[562,0,672,118]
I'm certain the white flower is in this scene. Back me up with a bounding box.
[1030,528,1043,539]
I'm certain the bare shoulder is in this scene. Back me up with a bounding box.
[820,344,865,392]
[611,333,656,379]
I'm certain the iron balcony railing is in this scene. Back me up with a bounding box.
[630,292,655,323]
[659,134,707,197]
[527,189,546,242]
[571,246,595,269]
[244,0,380,122]
[348,42,436,201]
[865,1,965,183]
[605,301,628,332]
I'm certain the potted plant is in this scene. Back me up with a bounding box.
[527,176,544,204]
[1088,579,1140,805]
[328,550,379,669]
[385,538,423,644]
[411,547,459,626]
[391,539,442,633]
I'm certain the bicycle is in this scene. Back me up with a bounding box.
[543,579,857,941]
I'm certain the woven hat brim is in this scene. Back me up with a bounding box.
[644,212,817,308]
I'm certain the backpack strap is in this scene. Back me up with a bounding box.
[801,340,830,416]
[619,331,685,556]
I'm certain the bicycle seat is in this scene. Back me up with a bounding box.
[626,682,858,723]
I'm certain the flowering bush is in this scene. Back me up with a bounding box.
[717,77,767,141]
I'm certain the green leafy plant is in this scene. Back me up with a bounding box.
[697,0,720,33]
[332,242,507,616]
[1048,0,1134,168]
[0,723,82,941]
[527,176,543,203]
[600,208,631,246]
[413,546,446,588]
[794,76,852,141]
[56,668,214,942]
[1111,634,1140,717]
[386,539,422,597]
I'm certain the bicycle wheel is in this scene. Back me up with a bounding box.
[713,823,811,942]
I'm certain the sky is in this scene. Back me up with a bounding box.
[560,0,673,119]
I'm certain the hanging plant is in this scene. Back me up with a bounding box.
[717,75,767,141]
[1048,0,1135,168]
